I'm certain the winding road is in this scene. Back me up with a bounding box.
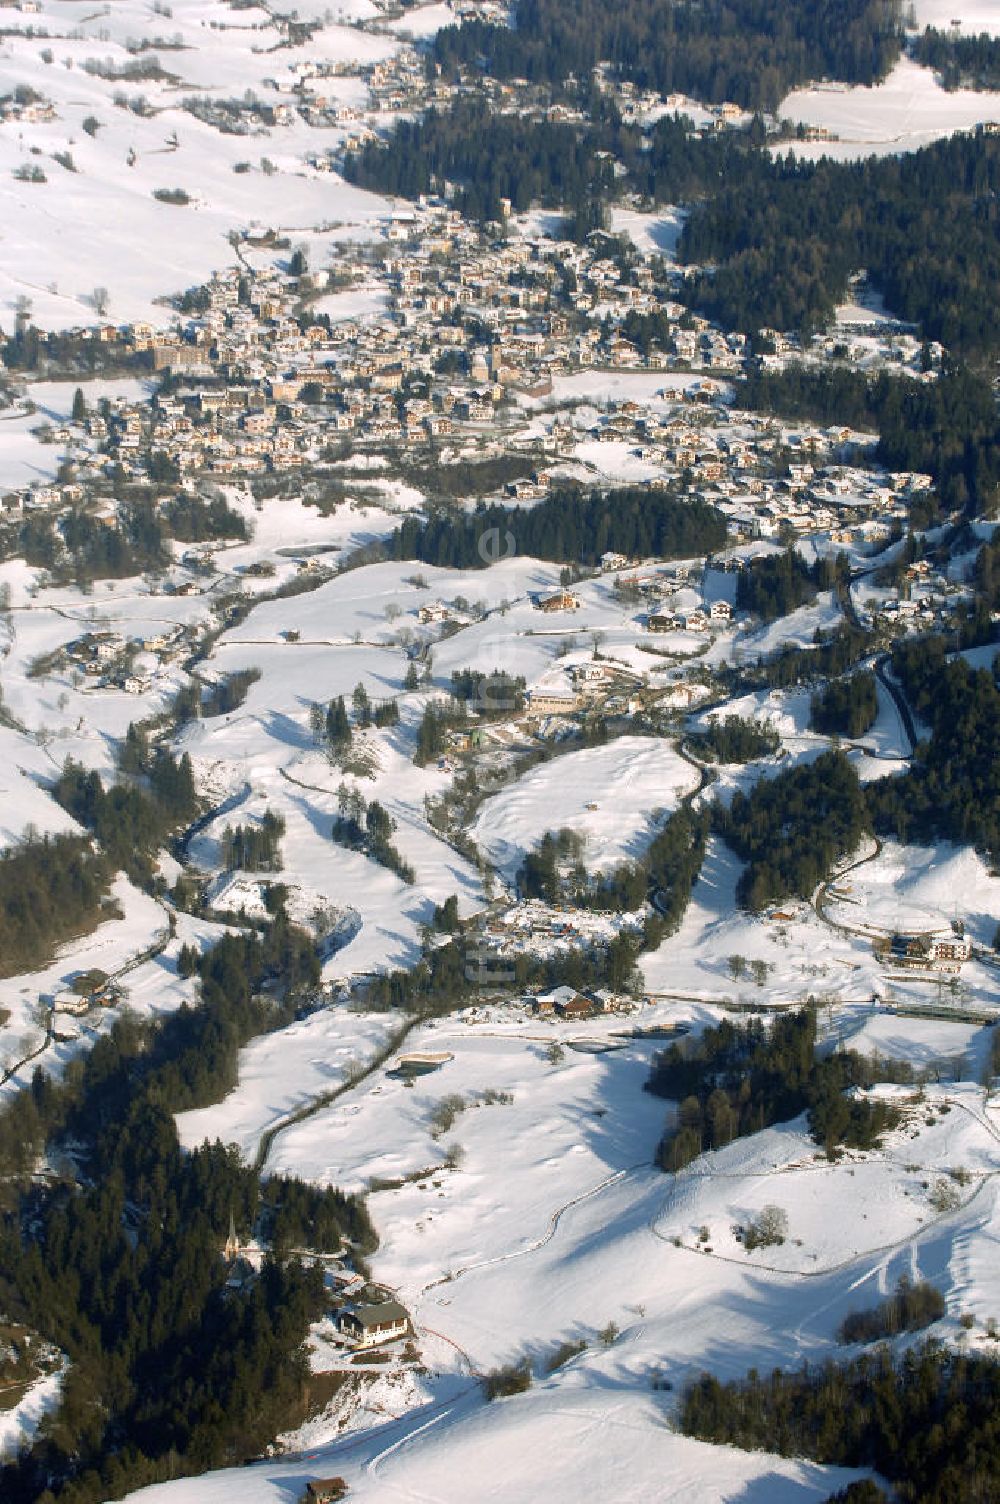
[874,654,918,755]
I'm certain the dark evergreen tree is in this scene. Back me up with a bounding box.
[325,696,350,749]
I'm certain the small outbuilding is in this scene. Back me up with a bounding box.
[302,1478,347,1504]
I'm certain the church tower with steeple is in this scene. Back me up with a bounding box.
[224,1210,240,1262]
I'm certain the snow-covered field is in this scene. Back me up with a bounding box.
[736,591,844,660]
[121,998,1000,1504]
[471,736,698,880]
[121,1402,873,1504]
[912,0,1000,35]
[780,54,1000,161]
[822,839,1000,951]
[610,205,687,260]
[641,835,875,1001]
[387,0,454,38]
[176,1004,398,1161]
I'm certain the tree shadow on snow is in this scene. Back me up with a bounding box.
[725,1468,872,1503]
[259,707,315,752]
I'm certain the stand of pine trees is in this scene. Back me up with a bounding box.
[0,834,112,978]
[681,1341,1000,1503]
[646,1009,904,1170]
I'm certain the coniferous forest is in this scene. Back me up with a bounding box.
[646,1010,903,1171]
[682,1343,1000,1503]
[430,0,902,111]
[686,715,781,764]
[867,638,1000,857]
[810,672,879,739]
[221,809,286,872]
[54,750,198,887]
[1,496,247,583]
[0,743,202,979]
[678,131,1000,358]
[344,99,618,225]
[0,834,112,979]
[734,549,850,622]
[345,99,762,228]
[912,26,1000,91]
[390,486,727,568]
[714,749,871,912]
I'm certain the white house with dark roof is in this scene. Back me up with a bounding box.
[337,1301,409,1349]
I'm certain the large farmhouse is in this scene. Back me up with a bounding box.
[337,1301,410,1348]
[880,933,972,974]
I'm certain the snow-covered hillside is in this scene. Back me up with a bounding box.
[0,0,396,331]
[1,1,999,1500]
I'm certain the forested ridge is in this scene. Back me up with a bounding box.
[711,598,1000,904]
[734,624,879,692]
[682,1342,1000,1503]
[518,804,710,920]
[345,100,764,227]
[912,26,1000,91]
[679,130,1000,357]
[430,0,902,110]
[714,749,871,912]
[344,98,617,225]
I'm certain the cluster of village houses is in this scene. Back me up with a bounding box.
[0,10,970,717]
[0,185,966,725]
[49,624,189,695]
[189,11,781,152]
[0,0,951,535]
[2,186,941,550]
[466,898,645,980]
[878,931,973,975]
